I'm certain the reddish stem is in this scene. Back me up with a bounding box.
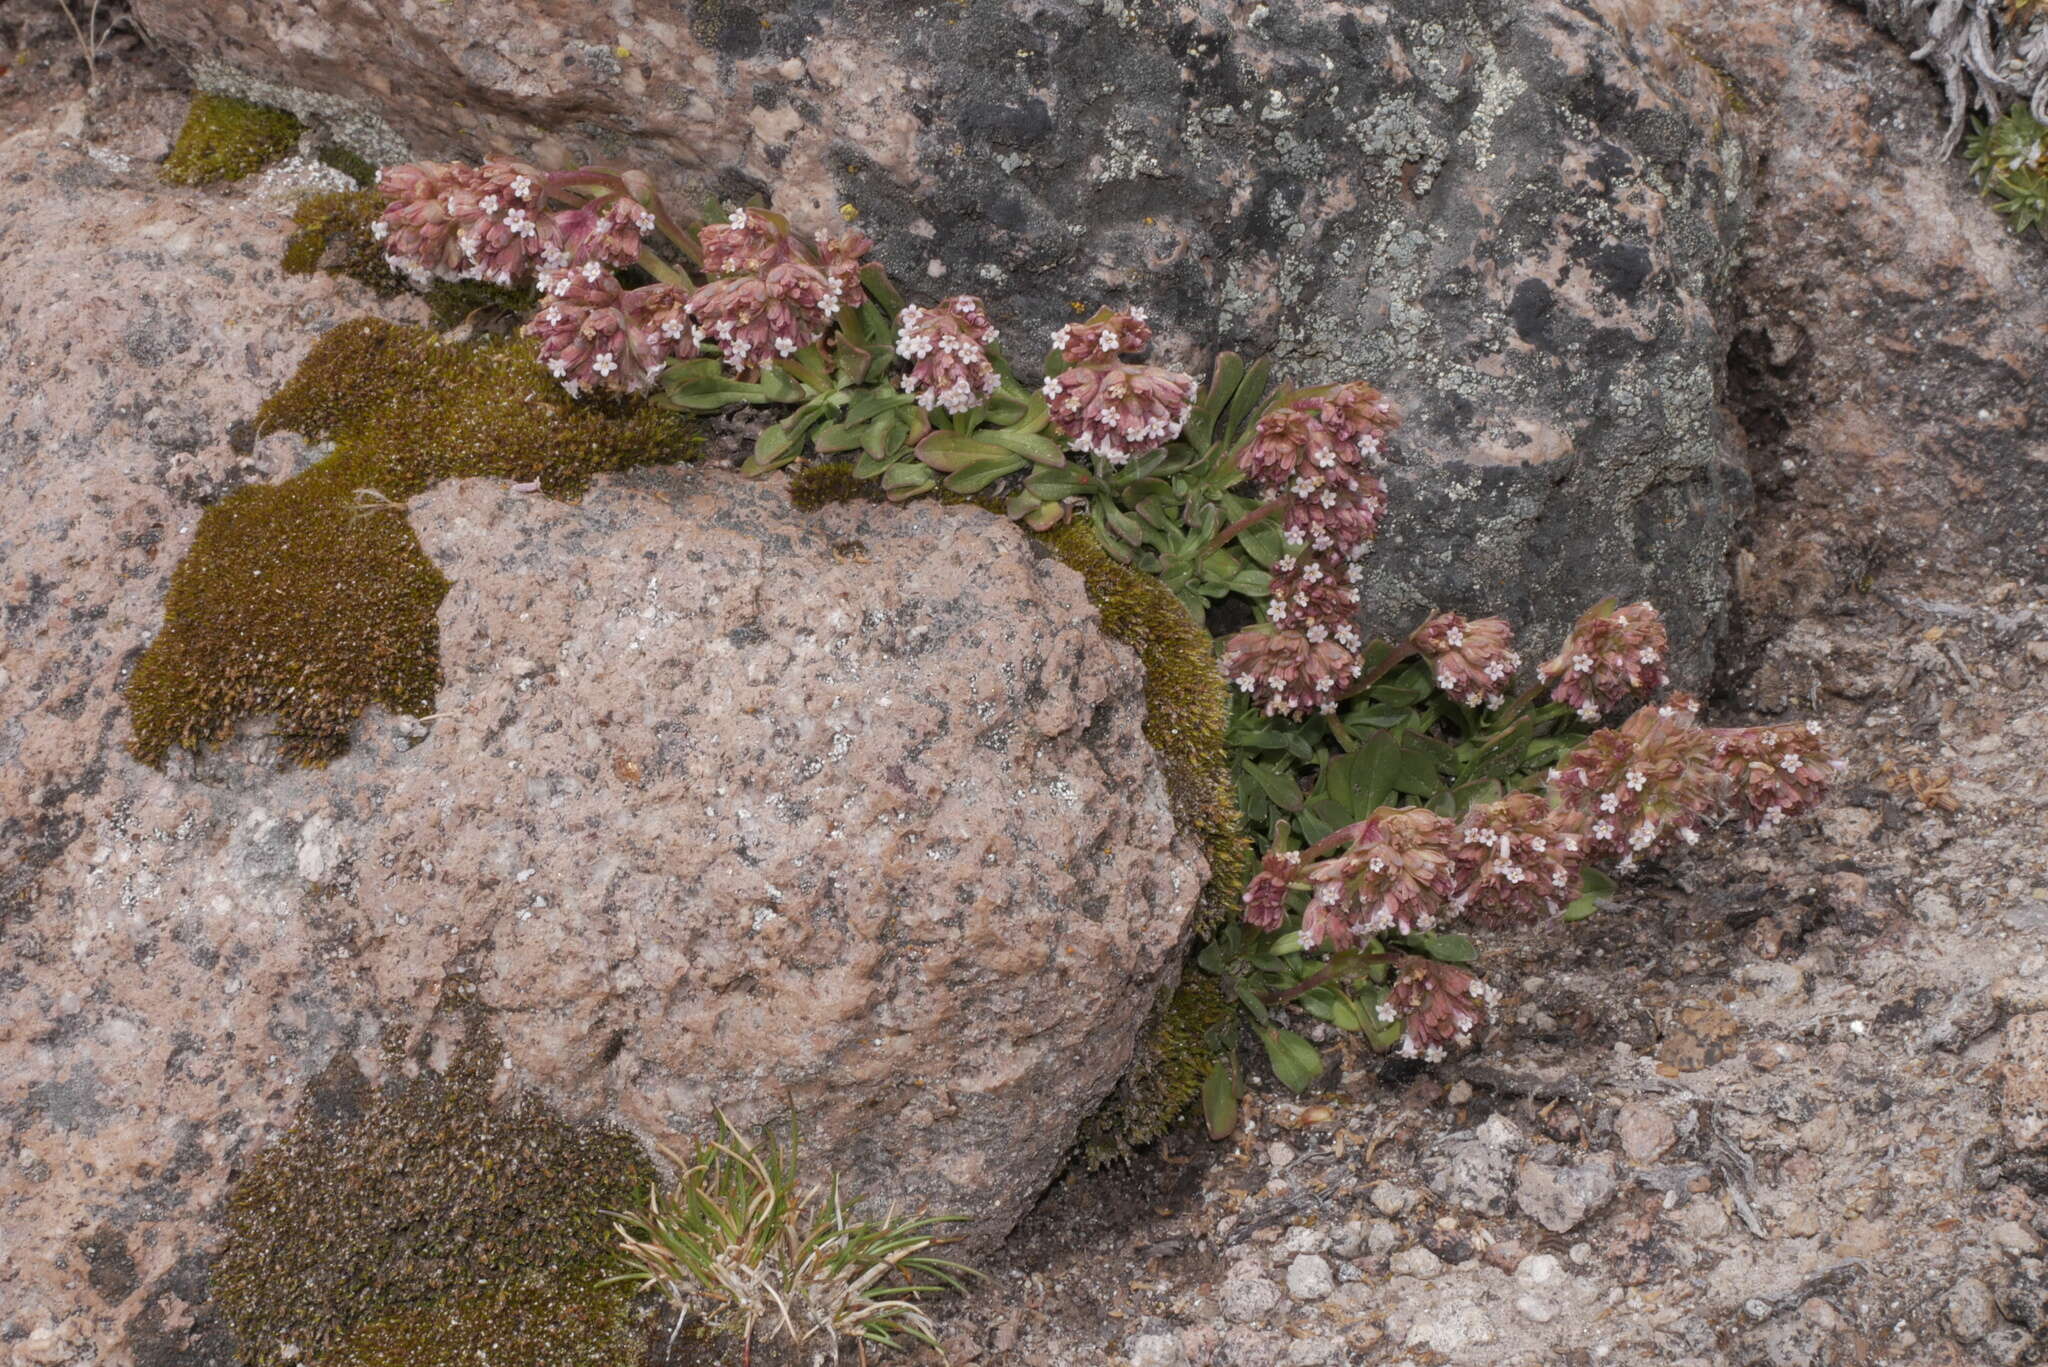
[1204,496,1287,555]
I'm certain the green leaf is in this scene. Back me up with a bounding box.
[1267,930,1304,957]
[858,264,905,315]
[1202,1059,1241,1140]
[1395,931,1477,964]
[845,388,912,425]
[943,453,1027,493]
[1096,502,1147,547]
[1561,894,1599,923]
[1260,1027,1324,1093]
[741,410,821,475]
[1224,355,1274,436]
[915,431,1012,473]
[810,420,865,453]
[1243,760,1306,813]
[1025,467,1090,501]
[1327,992,1369,1032]
[1580,866,1617,899]
[1232,980,1271,1026]
[982,428,1068,465]
[1204,352,1246,417]
[879,461,937,500]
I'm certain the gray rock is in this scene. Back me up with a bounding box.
[1616,1102,1678,1164]
[1371,1181,1420,1216]
[1287,1254,1337,1302]
[1516,1155,1620,1233]
[1994,1221,2045,1257]
[1222,1274,1283,1324]
[1428,1123,1521,1215]
[1368,1220,1405,1257]
[1948,1275,2001,1343]
[1390,1246,1446,1279]
[136,0,1756,681]
[1516,1293,1559,1324]
[2003,1015,2048,1151]
[1129,1332,1186,1367]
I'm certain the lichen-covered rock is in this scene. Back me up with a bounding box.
[0,108,1204,1364]
[132,0,1754,680]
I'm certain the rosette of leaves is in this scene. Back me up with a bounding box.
[1027,351,1282,618]
[1966,107,2048,236]
[660,268,1074,515]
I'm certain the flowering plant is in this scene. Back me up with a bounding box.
[360,155,1839,1139]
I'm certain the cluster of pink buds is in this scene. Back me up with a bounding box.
[1540,601,1670,722]
[684,207,872,378]
[1549,697,1720,865]
[895,296,1001,414]
[1411,613,1521,710]
[374,159,567,287]
[1377,955,1497,1062]
[1297,806,1464,948]
[1041,307,1198,464]
[1709,720,1837,832]
[522,267,692,397]
[1454,793,1588,926]
[1220,383,1398,718]
[551,192,656,272]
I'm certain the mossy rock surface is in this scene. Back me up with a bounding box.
[126,319,697,766]
[1034,518,1248,1163]
[162,92,302,185]
[215,1015,653,1367]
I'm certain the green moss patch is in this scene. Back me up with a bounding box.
[215,1017,653,1367]
[162,93,302,185]
[126,319,697,766]
[1036,519,1248,1163]
[1038,519,1246,927]
[281,189,406,292]
[786,460,883,510]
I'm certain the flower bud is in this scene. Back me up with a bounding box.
[1050,306,1152,364]
[1454,794,1587,925]
[1042,359,1198,465]
[1241,848,1302,931]
[1411,612,1521,710]
[1378,955,1495,1062]
[1219,624,1362,719]
[1299,806,1464,942]
[1709,720,1836,832]
[896,296,1001,414]
[526,266,685,396]
[1539,601,1670,721]
[553,193,655,270]
[1549,701,1721,864]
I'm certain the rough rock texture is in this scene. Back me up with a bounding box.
[2005,1015,2048,1151]
[0,96,1204,1363]
[133,0,1754,681]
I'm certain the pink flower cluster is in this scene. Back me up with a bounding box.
[375,160,659,289]
[1411,612,1521,710]
[1454,793,1588,927]
[1710,720,1837,832]
[895,296,1001,413]
[684,208,873,378]
[1220,383,1398,718]
[1378,955,1498,1062]
[1540,601,1669,722]
[1270,795,1591,953]
[1550,697,1838,867]
[1041,307,1198,465]
[522,266,692,397]
[1299,807,1464,947]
